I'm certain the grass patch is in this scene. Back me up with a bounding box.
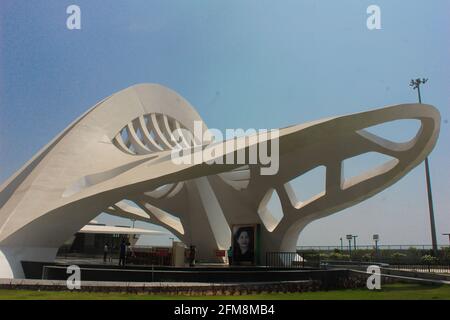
[0,283,449,300]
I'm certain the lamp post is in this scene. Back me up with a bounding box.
[340,237,343,251]
[409,78,438,256]
[352,235,358,250]
[373,234,379,258]
[346,234,353,257]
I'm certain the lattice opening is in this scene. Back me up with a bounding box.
[257,188,283,232]
[284,166,326,209]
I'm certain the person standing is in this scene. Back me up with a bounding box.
[119,239,127,267]
[227,246,233,266]
[189,245,196,267]
[103,243,109,263]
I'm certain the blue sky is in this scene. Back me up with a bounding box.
[0,1,449,247]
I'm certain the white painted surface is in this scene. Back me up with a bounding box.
[0,83,441,278]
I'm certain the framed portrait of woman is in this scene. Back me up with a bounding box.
[232,224,256,265]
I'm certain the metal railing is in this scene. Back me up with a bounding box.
[386,263,450,274]
[297,244,450,251]
[265,252,311,268]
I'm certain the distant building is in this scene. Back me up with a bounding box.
[58,220,166,255]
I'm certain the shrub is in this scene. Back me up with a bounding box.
[407,247,420,258]
[362,253,372,262]
[319,253,330,259]
[441,247,450,260]
[328,252,350,260]
[420,255,439,264]
[391,252,407,261]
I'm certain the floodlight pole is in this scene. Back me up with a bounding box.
[409,78,438,256]
[346,235,353,258]
[352,235,358,250]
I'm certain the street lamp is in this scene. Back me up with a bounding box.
[352,235,358,250]
[346,234,353,256]
[409,78,438,256]
[340,237,343,251]
[373,234,380,257]
[409,78,428,102]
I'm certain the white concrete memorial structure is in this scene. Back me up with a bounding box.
[0,84,440,278]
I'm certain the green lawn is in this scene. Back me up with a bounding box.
[0,283,449,300]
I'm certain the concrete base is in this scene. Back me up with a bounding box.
[0,247,58,279]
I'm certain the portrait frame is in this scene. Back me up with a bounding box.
[231,224,258,265]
